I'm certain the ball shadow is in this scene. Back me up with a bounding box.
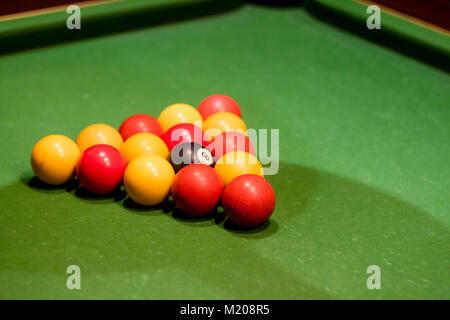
[171,206,219,223]
[221,218,279,239]
[113,188,128,203]
[74,186,125,204]
[121,197,174,216]
[65,179,80,193]
[22,176,79,194]
[214,209,227,225]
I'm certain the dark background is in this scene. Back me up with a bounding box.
[0,0,96,16]
[0,0,449,32]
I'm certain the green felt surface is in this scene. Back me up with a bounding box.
[0,1,449,299]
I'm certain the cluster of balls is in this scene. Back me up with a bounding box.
[30,95,276,228]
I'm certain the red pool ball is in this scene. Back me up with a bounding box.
[198,94,242,120]
[206,131,255,162]
[171,164,224,216]
[119,114,163,141]
[76,144,127,195]
[162,123,208,151]
[222,174,275,227]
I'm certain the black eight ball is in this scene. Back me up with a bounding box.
[168,142,214,172]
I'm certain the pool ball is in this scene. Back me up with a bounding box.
[121,133,169,163]
[119,114,163,141]
[222,174,275,228]
[124,155,175,206]
[206,131,255,162]
[203,112,247,141]
[30,134,81,185]
[76,123,123,153]
[158,103,203,133]
[171,164,224,216]
[76,144,127,195]
[168,142,214,172]
[198,94,242,120]
[214,151,263,185]
[162,123,208,151]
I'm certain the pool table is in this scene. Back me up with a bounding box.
[0,0,449,300]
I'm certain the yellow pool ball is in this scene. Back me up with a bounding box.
[30,134,81,185]
[121,133,169,163]
[124,155,175,206]
[76,123,123,152]
[214,151,263,185]
[158,103,203,133]
[203,112,247,141]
